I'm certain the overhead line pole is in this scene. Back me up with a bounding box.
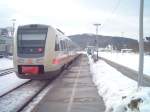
[138,0,144,90]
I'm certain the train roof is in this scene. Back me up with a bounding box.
[18,24,64,35]
[17,24,69,40]
[18,24,50,29]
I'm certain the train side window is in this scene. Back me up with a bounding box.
[65,41,68,51]
[60,40,63,50]
[55,41,59,51]
[68,41,70,50]
[63,41,66,50]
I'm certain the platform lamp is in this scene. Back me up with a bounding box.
[11,19,16,37]
[93,23,101,61]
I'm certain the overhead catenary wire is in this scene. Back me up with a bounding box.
[101,0,121,29]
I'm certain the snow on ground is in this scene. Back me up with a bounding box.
[0,57,13,70]
[0,73,29,96]
[88,55,150,112]
[99,52,150,76]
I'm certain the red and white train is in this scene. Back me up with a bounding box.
[13,24,78,79]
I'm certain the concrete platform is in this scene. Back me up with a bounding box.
[32,55,105,112]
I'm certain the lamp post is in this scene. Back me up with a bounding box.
[138,0,144,90]
[11,19,16,37]
[93,23,101,60]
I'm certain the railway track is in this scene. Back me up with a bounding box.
[0,80,31,97]
[0,80,51,112]
[0,68,14,76]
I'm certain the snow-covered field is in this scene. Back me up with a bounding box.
[89,55,150,112]
[99,52,150,76]
[0,57,13,70]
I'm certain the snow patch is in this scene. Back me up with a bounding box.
[88,55,150,112]
[0,73,29,96]
[99,52,150,76]
[0,57,13,70]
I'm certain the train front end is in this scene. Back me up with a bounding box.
[13,24,57,79]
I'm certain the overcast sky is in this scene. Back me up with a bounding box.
[0,0,150,40]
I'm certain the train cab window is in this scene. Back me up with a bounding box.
[17,29,47,54]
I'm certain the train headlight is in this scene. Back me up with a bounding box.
[37,48,43,52]
[36,58,44,63]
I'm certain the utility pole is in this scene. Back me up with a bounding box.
[138,0,144,90]
[12,19,16,37]
[93,23,101,60]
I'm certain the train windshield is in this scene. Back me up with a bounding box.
[21,34,46,41]
[17,29,47,54]
[18,33,46,47]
